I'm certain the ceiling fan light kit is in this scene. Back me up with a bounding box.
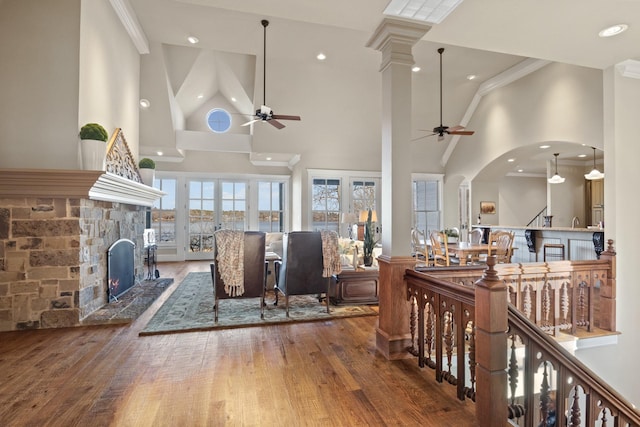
[584,146,604,180]
[548,153,565,184]
[242,19,301,130]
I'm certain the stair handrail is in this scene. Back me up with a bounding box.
[526,206,547,227]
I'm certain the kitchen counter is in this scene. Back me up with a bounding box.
[471,225,605,262]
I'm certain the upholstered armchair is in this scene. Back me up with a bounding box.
[275,231,341,317]
[210,230,267,322]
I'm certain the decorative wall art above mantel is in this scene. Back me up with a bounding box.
[106,128,142,183]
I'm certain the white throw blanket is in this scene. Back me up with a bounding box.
[320,230,342,278]
[215,230,244,296]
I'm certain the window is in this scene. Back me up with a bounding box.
[151,178,177,244]
[221,181,246,230]
[312,178,341,232]
[413,177,442,237]
[258,181,284,232]
[351,179,377,215]
[206,108,232,133]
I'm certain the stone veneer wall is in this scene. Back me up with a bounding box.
[0,197,145,331]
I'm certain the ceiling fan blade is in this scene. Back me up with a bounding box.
[272,114,301,121]
[449,130,475,135]
[411,133,436,142]
[448,125,464,132]
[268,119,285,129]
[242,119,260,127]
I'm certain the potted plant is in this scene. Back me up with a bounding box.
[362,209,379,267]
[138,157,156,186]
[443,228,459,244]
[79,123,109,170]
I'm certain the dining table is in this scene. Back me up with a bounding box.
[447,242,490,266]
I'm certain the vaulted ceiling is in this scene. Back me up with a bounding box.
[128,0,634,174]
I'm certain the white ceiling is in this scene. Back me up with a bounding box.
[129,0,631,174]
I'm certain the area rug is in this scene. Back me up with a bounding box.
[140,272,378,336]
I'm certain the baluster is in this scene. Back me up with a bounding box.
[442,310,455,384]
[539,362,551,424]
[600,407,609,427]
[542,283,552,328]
[560,281,570,329]
[408,295,418,356]
[523,283,532,319]
[576,281,589,328]
[568,387,581,427]
[425,301,435,369]
[465,322,476,400]
[507,334,524,419]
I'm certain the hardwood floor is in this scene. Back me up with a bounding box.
[0,261,478,427]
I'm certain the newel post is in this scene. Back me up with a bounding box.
[597,239,617,332]
[474,256,508,426]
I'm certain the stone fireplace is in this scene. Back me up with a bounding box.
[0,169,164,331]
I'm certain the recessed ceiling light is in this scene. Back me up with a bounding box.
[197,94,204,99]
[412,66,421,72]
[316,53,326,61]
[578,154,587,158]
[466,74,477,80]
[507,158,515,162]
[157,151,163,156]
[266,157,272,161]
[187,36,199,44]
[540,145,550,149]
[517,169,524,173]
[139,99,150,109]
[231,97,237,102]
[599,24,628,38]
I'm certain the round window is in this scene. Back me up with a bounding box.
[206,108,232,133]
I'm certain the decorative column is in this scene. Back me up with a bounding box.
[366,18,430,359]
[474,257,508,425]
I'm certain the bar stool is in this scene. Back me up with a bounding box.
[543,243,565,261]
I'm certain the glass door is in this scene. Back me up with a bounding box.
[186,179,216,259]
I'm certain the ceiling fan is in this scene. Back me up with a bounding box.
[242,20,301,130]
[414,47,475,142]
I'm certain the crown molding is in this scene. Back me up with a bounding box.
[110,0,150,54]
[615,59,640,79]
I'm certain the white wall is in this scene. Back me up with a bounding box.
[78,0,141,162]
[498,176,547,226]
[0,0,140,169]
[0,0,81,169]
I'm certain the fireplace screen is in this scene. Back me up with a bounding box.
[107,238,136,301]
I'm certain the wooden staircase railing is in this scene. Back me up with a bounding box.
[403,248,640,426]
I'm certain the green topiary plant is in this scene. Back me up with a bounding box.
[138,158,156,169]
[79,123,109,142]
[362,209,379,266]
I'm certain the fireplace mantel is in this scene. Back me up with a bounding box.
[0,169,164,207]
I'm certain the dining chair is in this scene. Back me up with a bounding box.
[411,228,430,266]
[467,228,484,263]
[430,231,459,266]
[487,230,515,263]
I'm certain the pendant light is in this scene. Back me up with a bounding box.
[548,153,565,184]
[584,147,604,180]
